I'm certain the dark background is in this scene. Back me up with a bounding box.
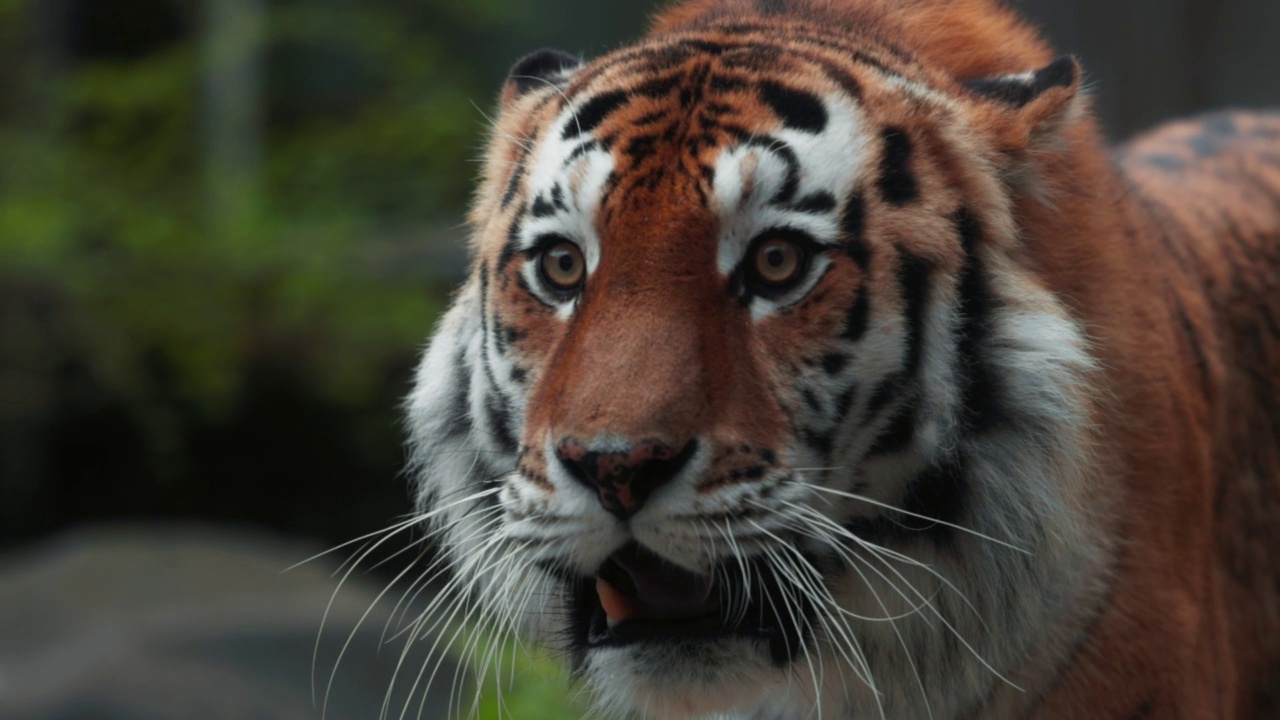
[3,0,1278,554]
[0,1,1276,717]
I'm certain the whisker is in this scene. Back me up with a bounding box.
[321,542,426,720]
[772,513,935,718]
[379,527,512,720]
[288,485,504,574]
[752,522,877,694]
[779,503,1022,692]
[798,482,1030,555]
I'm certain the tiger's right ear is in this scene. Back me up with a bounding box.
[501,49,583,111]
[961,55,1083,153]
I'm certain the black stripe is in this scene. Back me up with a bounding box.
[530,194,556,218]
[821,353,848,375]
[811,56,863,100]
[842,283,869,340]
[563,91,628,140]
[719,45,862,101]
[478,265,520,454]
[735,135,801,204]
[878,128,919,205]
[759,80,828,134]
[623,133,661,162]
[501,162,526,209]
[953,209,1007,433]
[834,386,857,419]
[485,396,518,454]
[498,216,523,271]
[803,428,835,455]
[801,387,823,413]
[498,216,524,271]
[864,374,902,417]
[446,348,473,440]
[845,238,870,270]
[771,144,801,203]
[492,313,510,355]
[563,31,916,112]
[866,402,915,457]
[898,251,932,378]
[711,73,747,92]
[844,453,968,550]
[634,75,682,97]
[633,110,667,127]
[840,192,866,247]
[787,192,837,214]
[682,39,730,55]
[563,139,600,166]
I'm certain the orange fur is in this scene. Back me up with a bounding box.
[460,1,1280,716]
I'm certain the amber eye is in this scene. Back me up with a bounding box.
[751,235,807,288]
[539,239,586,292]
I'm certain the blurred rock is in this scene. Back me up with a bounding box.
[0,524,459,720]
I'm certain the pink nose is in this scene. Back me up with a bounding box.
[554,438,698,519]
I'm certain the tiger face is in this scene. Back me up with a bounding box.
[407,6,1115,719]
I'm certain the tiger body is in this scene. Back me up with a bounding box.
[405,0,1280,717]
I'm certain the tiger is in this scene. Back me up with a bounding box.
[403,0,1280,717]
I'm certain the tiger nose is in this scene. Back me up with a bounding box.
[554,437,699,520]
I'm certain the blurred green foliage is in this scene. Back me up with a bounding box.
[0,0,650,411]
[0,0,498,411]
[469,637,601,720]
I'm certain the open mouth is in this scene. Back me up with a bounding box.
[570,542,811,665]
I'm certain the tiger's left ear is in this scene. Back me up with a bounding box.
[962,55,1083,153]
[501,48,584,112]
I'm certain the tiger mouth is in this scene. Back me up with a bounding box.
[573,542,811,664]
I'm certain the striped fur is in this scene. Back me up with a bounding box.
[404,1,1280,717]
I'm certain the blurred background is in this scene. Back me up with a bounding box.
[0,0,1276,718]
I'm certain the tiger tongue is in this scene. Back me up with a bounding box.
[598,545,718,622]
[597,577,646,622]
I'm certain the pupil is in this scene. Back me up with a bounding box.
[557,253,574,273]
[766,248,785,268]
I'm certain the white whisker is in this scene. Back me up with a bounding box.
[799,483,1030,555]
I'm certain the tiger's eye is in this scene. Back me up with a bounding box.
[752,237,804,286]
[540,240,585,291]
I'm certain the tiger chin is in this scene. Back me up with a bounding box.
[404,0,1280,717]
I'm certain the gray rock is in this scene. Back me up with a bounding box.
[0,524,461,720]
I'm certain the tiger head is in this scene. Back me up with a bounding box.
[407,1,1114,717]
